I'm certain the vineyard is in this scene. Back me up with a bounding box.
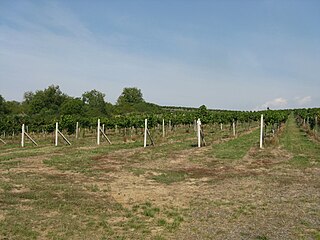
[0,87,320,239]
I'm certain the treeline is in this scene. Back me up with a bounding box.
[1,84,317,135]
[0,85,162,133]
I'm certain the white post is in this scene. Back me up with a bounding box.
[232,120,236,136]
[260,114,264,149]
[162,119,165,138]
[55,122,58,146]
[21,124,25,147]
[144,119,147,147]
[97,118,100,145]
[102,124,105,134]
[220,123,223,130]
[169,120,171,131]
[197,119,201,148]
[76,122,79,139]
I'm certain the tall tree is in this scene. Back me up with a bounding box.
[25,85,68,115]
[117,87,144,105]
[0,94,8,115]
[82,89,106,116]
[60,98,85,115]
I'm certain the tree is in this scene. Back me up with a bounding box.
[0,94,8,115]
[26,85,68,115]
[82,89,106,116]
[5,101,23,115]
[117,87,144,105]
[60,98,85,115]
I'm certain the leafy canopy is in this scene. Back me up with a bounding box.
[117,87,144,105]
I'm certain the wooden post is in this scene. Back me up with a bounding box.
[260,114,264,149]
[220,123,223,130]
[76,122,79,139]
[232,120,236,136]
[102,124,105,134]
[162,119,165,138]
[55,122,58,146]
[197,119,201,148]
[21,124,25,147]
[97,118,100,145]
[144,119,147,148]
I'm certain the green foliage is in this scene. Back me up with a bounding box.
[117,87,144,105]
[0,94,8,115]
[60,98,84,115]
[26,85,68,115]
[82,89,107,116]
[1,84,317,137]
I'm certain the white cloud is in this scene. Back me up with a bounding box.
[295,96,312,106]
[255,97,288,110]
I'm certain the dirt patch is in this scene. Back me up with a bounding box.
[109,170,203,208]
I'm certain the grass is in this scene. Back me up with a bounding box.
[0,119,319,239]
[281,114,320,167]
[211,128,259,160]
[151,171,187,184]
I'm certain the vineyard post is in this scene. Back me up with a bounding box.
[162,119,165,138]
[102,124,105,134]
[169,120,171,131]
[55,122,58,146]
[144,119,147,147]
[232,120,236,136]
[76,122,79,139]
[197,119,201,148]
[260,114,264,149]
[26,126,28,133]
[21,124,25,147]
[220,123,223,130]
[97,119,100,145]
[315,116,318,132]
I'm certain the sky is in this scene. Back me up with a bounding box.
[0,0,319,110]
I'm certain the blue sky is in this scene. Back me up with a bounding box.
[0,0,319,110]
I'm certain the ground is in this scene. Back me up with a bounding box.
[0,116,319,239]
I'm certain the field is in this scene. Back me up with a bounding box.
[0,115,319,240]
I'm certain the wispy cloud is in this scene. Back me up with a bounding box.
[255,97,288,110]
[295,96,312,106]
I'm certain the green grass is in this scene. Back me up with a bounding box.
[151,171,187,184]
[211,129,259,160]
[280,115,320,167]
